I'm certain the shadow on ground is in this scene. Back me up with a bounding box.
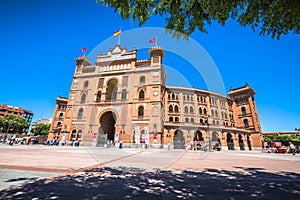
[0,166,299,199]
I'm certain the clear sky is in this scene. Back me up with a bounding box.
[0,0,299,132]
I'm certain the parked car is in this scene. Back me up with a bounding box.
[277,146,287,153]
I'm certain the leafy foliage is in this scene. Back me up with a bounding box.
[96,0,300,39]
[264,134,300,142]
[0,115,29,134]
[32,123,50,136]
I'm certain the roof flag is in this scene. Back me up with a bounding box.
[113,29,121,37]
[149,37,157,44]
[80,47,87,53]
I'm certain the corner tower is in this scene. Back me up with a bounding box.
[228,83,262,147]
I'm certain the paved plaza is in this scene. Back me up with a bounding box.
[0,144,299,199]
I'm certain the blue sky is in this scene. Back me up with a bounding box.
[0,0,299,132]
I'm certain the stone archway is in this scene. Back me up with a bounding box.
[227,133,234,150]
[247,135,252,150]
[174,129,185,149]
[238,134,245,150]
[98,111,117,146]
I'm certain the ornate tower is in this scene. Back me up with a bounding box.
[228,83,262,147]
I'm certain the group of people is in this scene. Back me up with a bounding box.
[2,135,38,146]
[44,139,80,147]
[106,140,123,149]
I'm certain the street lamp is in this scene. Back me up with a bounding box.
[202,115,212,152]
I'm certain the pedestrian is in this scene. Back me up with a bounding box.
[119,140,123,149]
[168,142,170,150]
[287,142,296,155]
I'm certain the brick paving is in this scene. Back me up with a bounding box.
[0,144,299,199]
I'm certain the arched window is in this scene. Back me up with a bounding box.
[59,113,63,119]
[211,109,214,116]
[81,93,86,103]
[190,106,194,113]
[172,93,175,99]
[184,106,188,113]
[139,89,145,99]
[241,107,246,115]
[71,130,76,141]
[77,130,82,139]
[215,110,218,117]
[187,95,190,101]
[168,94,170,99]
[106,79,118,100]
[200,119,204,124]
[244,119,249,127]
[169,117,173,122]
[199,107,202,115]
[203,108,207,115]
[185,118,189,123]
[169,105,173,112]
[78,108,83,118]
[121,89,127,100]
[83,80,89,89]
[174,105,179,112]
[57,122,61,127]
[140,76,145,84]
[138,106,144,118]
[96,91,102,101]
[191,118,194,123]
[175,117,179,122]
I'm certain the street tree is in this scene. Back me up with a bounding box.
[97,0,300,39]
[32,123,50,136]
[0,115,29,134]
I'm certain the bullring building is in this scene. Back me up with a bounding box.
[48,45,262,150]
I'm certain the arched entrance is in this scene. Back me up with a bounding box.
[194,130,204,141]
[98,111,117,145]
[174,129,185,149]
[227,133,234,150]
[247,135,252,150]
[238,134,245,150]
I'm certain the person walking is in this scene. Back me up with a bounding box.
[167,142,170,150]
[288,142,296,155]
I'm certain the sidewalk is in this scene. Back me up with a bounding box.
[0,145,299,199]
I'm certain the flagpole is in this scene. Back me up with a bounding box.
[156,36,158,47]
[118,32,121,45]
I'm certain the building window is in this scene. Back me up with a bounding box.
[140,76,145,84]
[57,122,61,127]
[190,106,194,113]
[169,117,173,122]
[199,107,202,115]
[138,106,144,118]
[185,118,189,123]
[106,79,118,100]
[200,119,203,124]
[121,89,127,100]
[244,119,249,127]
[83,80,89,89]
[71,130,76,141]
[78,108,83,118]
[241,107,246,115]
[139,89,145,99]
[96,91,102,101]
[81,93,86,103]
[203,108,207,115]
[172,93,175,99]
[174,105,179,112]
[175,117,179,122]
[169,105,173,112]
[191,118,194,123]
[77,130,82,139]
[59,113,63,119]
[184,106,188,113]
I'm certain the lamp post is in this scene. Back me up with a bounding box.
[202,115,212,152]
